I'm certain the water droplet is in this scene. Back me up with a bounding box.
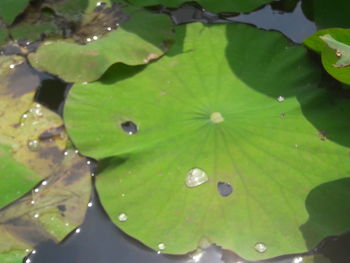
[107,27,112,31]
[96,1,105,6]
[32,250,36,254]
[277,96,285,102]
[9,64,15,69]
[121,121,138,135]
[27,140,40,151]
[75,228,81,233]
[86,38,92,42]
[210,112,224,123]
[93,36,98,40]
[25,249,30,253]
[25,259,31,263]
[217,182,233,197]
[34,213,39,219]
[336,50,342,57]
[87,202,93,207]
[41,180,47,186]
[86,160,91,165]
[190,250,204,262]
[31,200,35,205]
[91,173,95,177]
[118,213,128,222]
[158,243,166,250]
[34,188,39,193]
[64,151,69,156]
[293,257,303,263]
[254,242,267,253]
[74,150,79,154]
[185,168,208,188]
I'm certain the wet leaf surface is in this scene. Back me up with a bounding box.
[304,29,350,85]
[0,56,92,262]
[28,2,175,83]
[64,23,350,260]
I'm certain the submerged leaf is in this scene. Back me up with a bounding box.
[0,56,91,261]
[65,23,350,260]
[127,0,274,13]
[28,3,174,83]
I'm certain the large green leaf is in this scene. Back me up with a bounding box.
[312,0,350,29]
[127,0,274,13]
[0,0,30,25]
[304,29,350,85]
[28,3,174,83]
[0,56,91,262]
[64,23,350,260]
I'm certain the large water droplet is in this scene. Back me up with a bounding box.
[254,242,267,253]
[217,182,233,197]
[27,139,40,151]
[186,168,208,188]
[121,121,138,135]
[210,112,224,123]
[118,213,128,222]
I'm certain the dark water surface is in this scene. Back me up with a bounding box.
[27,1,350,263]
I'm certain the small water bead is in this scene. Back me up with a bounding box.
[41,180,47,186]
[121,121,138,135]
[86,160,91,165]
[210,112,224,123]
[107,27,112,31]
[25,259,31,263]
[75,228,81,233]
[9,64,15,69]
[27,139,40,151]
[185,168,208,188]
[118,213,128,222]
[34,213,39,219]
[190,250,204,262]
[93,36,98,40]
[31,200,35,205]
[32,250,36,254]
[34,188,39,193]
[293,257,303,263]
[277,96,285,102]
[87,202,93,207]
[254,242,267,253]
[158,243,166,250]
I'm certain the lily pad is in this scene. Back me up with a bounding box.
[304,29,350,85]
[127,0,274,13]
[312,0,350,29]
[0,0,30,25]
[64,23,350,260]
[28,3,174,83]
[0,56,91,262]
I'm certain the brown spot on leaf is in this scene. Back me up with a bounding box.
[5,63,41,98]
[318,130,327,141]
[143,53,158,63]
[39,125,65,141]
[38,146,64,163]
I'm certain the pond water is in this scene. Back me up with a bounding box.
[16,1,350,263]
